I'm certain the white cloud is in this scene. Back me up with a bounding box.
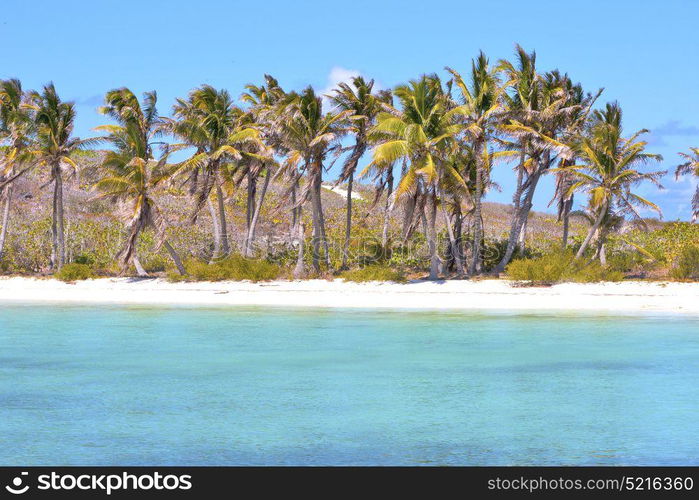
[320,66,361,110]
[320,66,383,111]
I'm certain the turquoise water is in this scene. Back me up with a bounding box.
[0,304,698,465]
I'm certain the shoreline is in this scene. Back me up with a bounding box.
[0,277,698,314]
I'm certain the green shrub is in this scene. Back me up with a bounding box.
[605,250,645,273]
[569,261,624,283]
[670,246,699,280]
[54,263,95,282]
[167,255,281,282]
[506,251,624,284]
[506,252,571,283]
[73,254,95,265]
[622,222,699,265]
[341,264,406,283]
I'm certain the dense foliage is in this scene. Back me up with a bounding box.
[1,45,697,282]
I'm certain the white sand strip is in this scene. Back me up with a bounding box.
[321,184,363,200]
[0,277,698,314]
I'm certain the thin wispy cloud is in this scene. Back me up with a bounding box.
[74,94,103,107]
[647,120,699,146]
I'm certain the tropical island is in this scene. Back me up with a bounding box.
[1,46,698,311]
[4,0,699,470]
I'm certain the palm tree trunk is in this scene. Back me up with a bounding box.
[456,206,465,275]
[51,164,66,270]
[470,155,484,275]
[290,175,299,239]
[132,255,148,277]
[381,167,394,248]
[246,170,256,230]
[341,172,354,269]
[402,192,417,242]
[312,170,331,269]
[495,170,542,272]
[599,242,607,266]
[293,222,305,279]
[494,152,525,272]
[163,240,186,276]
[561,197,573,249]
[0,181,13,261]
[215,178,229,256]
[576,204,607,259]
[518,217,527,250]
[207,197,221,262]
[244,168,271,258]
[427,194,440,280]
[441,198,464,276]
[310,175,323,273]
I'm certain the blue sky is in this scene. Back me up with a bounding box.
[2,0,698,219]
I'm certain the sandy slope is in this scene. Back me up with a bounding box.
[0,277,697,314]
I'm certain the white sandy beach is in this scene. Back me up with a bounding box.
[0,277,697,314]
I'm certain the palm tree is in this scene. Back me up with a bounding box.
[370,75,465,279]
[493,46,581,272]
[547,72,602,248]
[675,147,699,221]
[447,51,506,274]
[165,85,264,260]
[567,207,624,265]
[0,79,34,260]
[329,76,386,268]
[30,83,90,270]
[240,75,287,257]
[277,86,348,273]
[559,102,664,259]
[95,88,185,276]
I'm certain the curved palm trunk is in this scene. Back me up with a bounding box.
[244,168,271,258]
[290,173,301,240]
[381,167,394,248]
[207,197,221,262]
[470,152,484,275]
[341,171,353,269]
[246,170,257,230]
[310,174,321,273]
[576,203,608,259]
[0,180,13,261]
[495,169,542,272]
[402,192,418,242]
[495,157,526,273]
[561,196,573,249]
[132,255,148,277]
[518,217,527,250]
[293,222,305,279]
[51,164,66,270]
[441,198,464,276]
[309,171,330,272]
[317,185,331,269]
[340,138,366,269]
[426,194,440,280]
[215,180,230,257]
[163,240,186,276]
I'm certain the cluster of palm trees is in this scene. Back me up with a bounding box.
[0,45,690,279]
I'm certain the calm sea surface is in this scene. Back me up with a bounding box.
[0,303,697,465]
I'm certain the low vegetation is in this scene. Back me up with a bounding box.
[54,263,95,282]
[1,47,698,284]
[670,246,699,280]
[506,252,624,284]
[167,255,280,282]
[341,264,406,283]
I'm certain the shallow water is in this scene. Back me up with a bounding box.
[0,304,697,465]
